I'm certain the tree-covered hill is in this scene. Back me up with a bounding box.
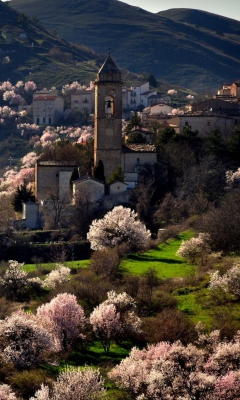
[8,0,240,90]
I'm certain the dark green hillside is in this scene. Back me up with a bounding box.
[158,8,240,35]
[0,1,101,86]
[9,0,240,90]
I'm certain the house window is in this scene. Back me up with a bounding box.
[48,117,51,124]
[207,121,211,126]
[185,121,189,126]
[37,118,39,125]
[43,117,45,124]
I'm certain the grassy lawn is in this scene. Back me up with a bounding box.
[121,231,195,279]
[24,259,90,272]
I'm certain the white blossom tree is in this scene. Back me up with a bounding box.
[209,264,240,299]
[42,265,70,289]
[176,233,211,264]
[87,205,151,252]
[30,367,106,400]
[0,384,18,400]
[0,260,42,301]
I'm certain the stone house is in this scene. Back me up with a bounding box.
[169,114,237,136]
[142,103,173,117]
[71,89,95,113]
[122,82,157,111]
[109,181,128,195]
[191,99,239,115]
[148,94,171,106]
[122,144,157,188]
[72,176,105,204]
[35,160,78,202]
[13,201,41,230]
[33,88,64,125]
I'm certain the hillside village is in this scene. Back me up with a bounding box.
[4,52,239,230]
[2,3,240,399]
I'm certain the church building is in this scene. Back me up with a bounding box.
[94,52,157,184]
[33,53,157,217]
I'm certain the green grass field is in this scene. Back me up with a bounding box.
[24,259,90,272]
[121,231,195,279]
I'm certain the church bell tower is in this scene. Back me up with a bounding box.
[94,53,123,181]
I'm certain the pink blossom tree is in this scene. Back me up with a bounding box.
[37,293,86,350]
[109,330,240,399]
[24,80,37,93]
[21,151,39,168]
[213,371,240,399]
[89,303,122,351]
[0,310,60,368]
[87,205,151,252]
[104,290,142,339]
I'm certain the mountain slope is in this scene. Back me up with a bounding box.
[0,1,102,87]
[8,0,240,90]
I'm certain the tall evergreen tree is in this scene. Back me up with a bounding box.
[12,182,35,213]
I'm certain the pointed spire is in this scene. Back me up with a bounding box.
[98,53,121,75]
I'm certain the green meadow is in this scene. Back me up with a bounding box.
[121,232,195,279]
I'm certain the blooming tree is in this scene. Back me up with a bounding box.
[176,233,211,264]
[24,80,37,93]
[171,108,184,115]
[0,384,18,400]
[0,81,15,93]
[87,205,151,252]
[62,81,86,95]
[167,89,177,96]
[42,265,70,289]
[3,90,24,105]
[21,151,39,168]
[89,303,122,351]
[0,260,42,301]
[90,291,141,351]
[109,330,240,399]
[209,264,240,298]
[104,290,142,336]
[17,123,41,138]
[37,293,86,350]
[226,168,240,189]
[0,310,60,368]
[15,80,24,90]
[30,367,106,400]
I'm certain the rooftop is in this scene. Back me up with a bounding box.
[122,144,156,153]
